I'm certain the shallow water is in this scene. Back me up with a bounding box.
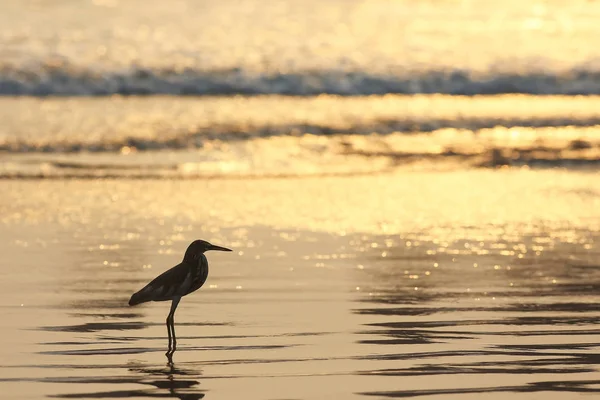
[1,171,599,399]
[3,0,600,397]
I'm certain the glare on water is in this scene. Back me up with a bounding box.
[2,0,600,398]
[1,168,599,399]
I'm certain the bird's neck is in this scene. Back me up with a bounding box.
[183,254,207,270]
[183,255,200,266]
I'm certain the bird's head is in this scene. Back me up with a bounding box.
[184,240,232,262]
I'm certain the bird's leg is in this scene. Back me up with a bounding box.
[165,297,181,360]
[166,315,173,357]
[171,319,177,354]
[170,297,181,353]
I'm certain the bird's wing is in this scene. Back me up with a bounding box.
[129,262,192,305]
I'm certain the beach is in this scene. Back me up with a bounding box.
[2,0,600,398]
[1,169,599,399]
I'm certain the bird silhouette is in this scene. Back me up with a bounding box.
[129,240,232,362]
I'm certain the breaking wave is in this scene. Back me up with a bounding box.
[3,65,600,96]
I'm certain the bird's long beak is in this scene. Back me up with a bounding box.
[209,244,232,252]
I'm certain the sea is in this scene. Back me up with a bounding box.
[1,1,599,399]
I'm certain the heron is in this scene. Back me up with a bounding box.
[128,240,232,361]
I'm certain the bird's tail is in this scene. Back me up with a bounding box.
[128,290,149,306]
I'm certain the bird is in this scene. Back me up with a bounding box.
[128,240,232,361]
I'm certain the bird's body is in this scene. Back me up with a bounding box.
[129,253,209,305]
[128,240,232,362]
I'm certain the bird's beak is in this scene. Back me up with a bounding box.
[209,244,232,252]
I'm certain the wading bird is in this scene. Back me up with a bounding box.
[128,240,232,361]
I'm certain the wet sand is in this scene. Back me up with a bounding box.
[1,169,599,399]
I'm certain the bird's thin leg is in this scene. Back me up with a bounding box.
[171,323,177,354]
[165,297,181,360]
[166,315,173,357]
[170,297,181,353]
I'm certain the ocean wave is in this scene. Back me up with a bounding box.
[1,130,598,179]
[3,65,600,96]
[3,95,600,154]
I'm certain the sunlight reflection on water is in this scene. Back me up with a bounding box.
[0,170,599,399]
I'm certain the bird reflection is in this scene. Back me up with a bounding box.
[47,362,206,399]
[128,362,206,400]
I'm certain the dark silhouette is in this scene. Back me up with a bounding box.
[129,240,232,362]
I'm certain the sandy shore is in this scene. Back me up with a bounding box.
[3,0,600,397]
[1,169,599,399]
